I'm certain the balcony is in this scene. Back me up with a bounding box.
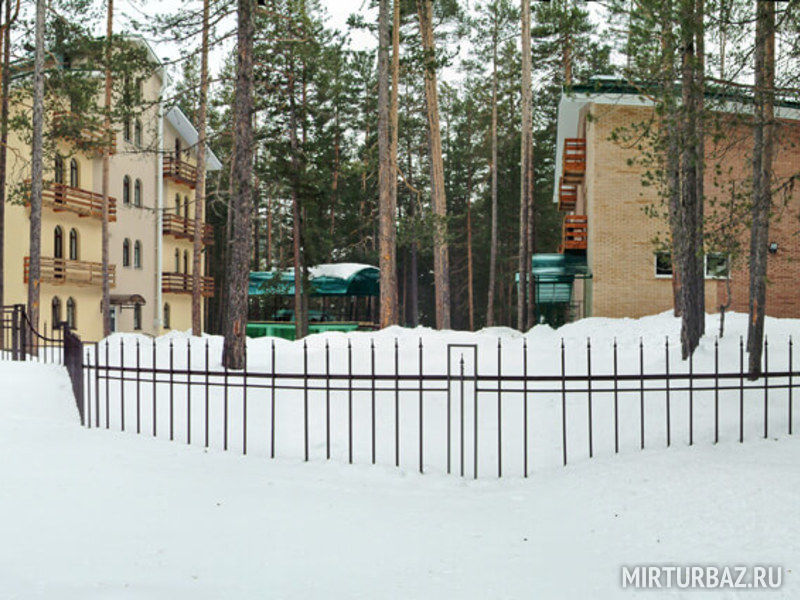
[558,178,578,212]
[162,272,214,298]
[163,154,197,188]
[27,180,118,222]
[562,138,586,183]
[24,257,116,287]
[163,214,214,245]
[561,215,588,252]
[52,111,116,156]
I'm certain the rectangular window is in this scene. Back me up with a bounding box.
[705,253,730,279]
[655,251,672,277]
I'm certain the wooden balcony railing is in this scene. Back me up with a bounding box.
[163,154,198,188]
[27,180,117,222]
[558,178,578,212]
[24,256,116,287]
[162,272,214,297]
[561,215,588,252]
[162,213,214,245]
[563,138,586,183]
[52,111,117,155]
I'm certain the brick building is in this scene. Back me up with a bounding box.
[547,78,800,321]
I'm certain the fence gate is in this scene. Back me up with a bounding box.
[0,304,26,361]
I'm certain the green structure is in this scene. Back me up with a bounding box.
[530,253,591,325]
[247,263,379,340]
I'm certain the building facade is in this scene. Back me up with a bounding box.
[551,79,800,321]
[2,38,221,341]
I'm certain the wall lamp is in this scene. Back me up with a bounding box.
[768,242,779,255]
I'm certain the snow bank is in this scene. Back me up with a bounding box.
[1,361,799,597]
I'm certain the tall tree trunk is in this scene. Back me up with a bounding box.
[27,0,45,334]
[407,147,419,327]
[222,0,254,369]
[747,0,775,377]
[0,0,16,309]
[518,0,533,331]
[192,0,210,336]
[100,0,113,337]
[289,69,307,340]
[378,0,398,327]
[526,164,536,327]
[466,172,474,331]
[693,0,705,341]
[486,9,499,327]
[417,0,450,329]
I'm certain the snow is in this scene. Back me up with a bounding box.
[1,359,799,597]
[3,311,800,596]
[307,262,377,280]
[85,311,800,478]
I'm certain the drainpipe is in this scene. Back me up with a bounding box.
[154,86,164,331]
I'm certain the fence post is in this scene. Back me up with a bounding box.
[790,337,793,436]
[665,337,671,448]
[764,337,769,440]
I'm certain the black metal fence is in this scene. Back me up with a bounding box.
[79,334,799,478]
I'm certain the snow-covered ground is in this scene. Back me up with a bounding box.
[2,311,800,597]
[85,311,799,477]
[1,359,799,598]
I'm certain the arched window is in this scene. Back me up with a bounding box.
[66,297,76,329]
[69,159,79,187]
[163,303,171,329]
[175,194,181,215]
[123,118,131,142]
[134,119,142,146]
[175,138,181,161]
[134,179,142,207]
[51,297,61,328]
[123,175,131,205]
[122,238,131,267]
[183,250,189,274]
[133,304,142,330]
[174,248,180,272]
[184,196,190,219]
[54,155,64,184]
[69,228,78,260]
[134,240,142,268]
[54,226,64,259]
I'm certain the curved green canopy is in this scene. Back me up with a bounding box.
[249,263,379,297]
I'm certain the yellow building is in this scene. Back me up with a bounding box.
[1,38,221,341]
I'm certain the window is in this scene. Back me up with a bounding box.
[69,159,79,187]
[184,196,190,220]
[174,248,180,272]
[123,175,131,205]
[54,155,64,184]
[163,303,170,329]
[123,238,131,267]
[54,226,64,259]
[68,229,78,260]
[109,306,117,333]
[175,138,181,160]
[134,240,142,268]
[134,119,142,147]
[655,252,672,277]
[175,194,181,215]
[123,118,131,142]
[134,179,142,207]
[183,250,189,274]
[66,297,76,329]
[51,297,61,328]
[705,253,730,279]
[133,304,142,331]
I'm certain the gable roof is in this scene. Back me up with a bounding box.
[165,106,223,171]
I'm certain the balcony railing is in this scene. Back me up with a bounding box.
[561,215,588,252]
[24,256,116,287]
[562,138,586,183]
[163,154,197,188]
[27,180,117,222]
[162,272,214,297]
[52,111,117,155]
[558,178,578,212]
[162,214,214,245]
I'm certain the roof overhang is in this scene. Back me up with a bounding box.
[165,106,223,171]
[110,294,146,307]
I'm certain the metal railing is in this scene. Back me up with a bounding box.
[80,334,799,479]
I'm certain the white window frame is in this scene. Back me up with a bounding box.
[654,251,673,279]
[705,252,730,280]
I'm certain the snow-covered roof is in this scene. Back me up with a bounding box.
[165,106,223,171]
[249,263,379,297]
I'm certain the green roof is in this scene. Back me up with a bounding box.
[249,263,379,297]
